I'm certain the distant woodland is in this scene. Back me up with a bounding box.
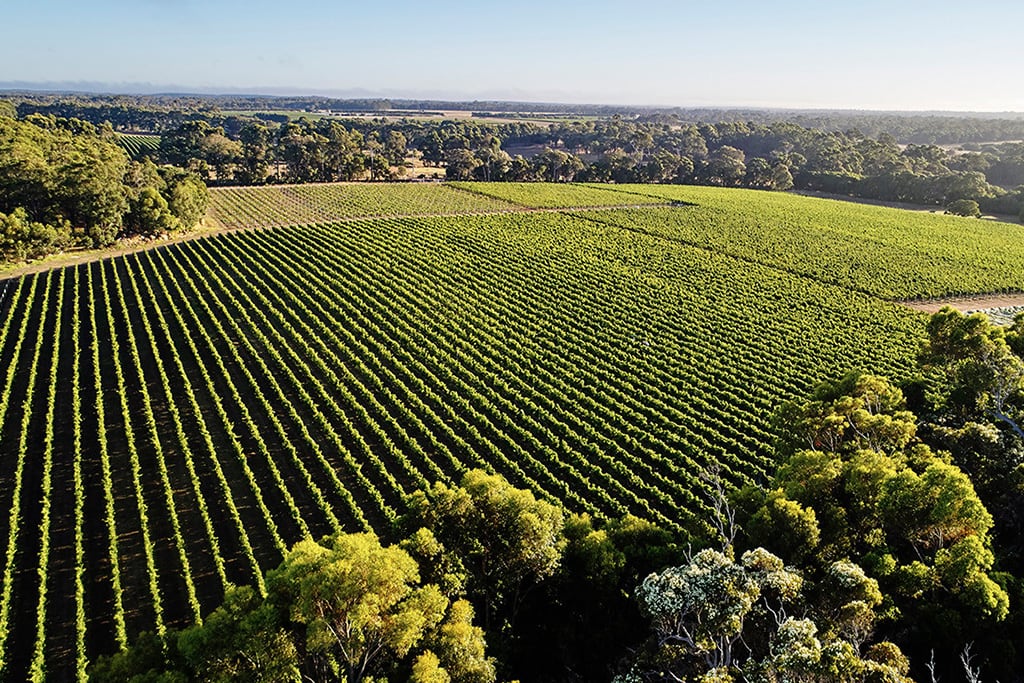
[2,93,1024,264]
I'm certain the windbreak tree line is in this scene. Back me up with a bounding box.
[0,111,207,263]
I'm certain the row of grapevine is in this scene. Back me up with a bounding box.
[208,182,519,230]
[584,204,1024,300]
[448,181,669,208]
[115,134,161,160]
[0,201,927,678]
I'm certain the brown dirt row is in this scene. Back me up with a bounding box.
[902,293,1024,314]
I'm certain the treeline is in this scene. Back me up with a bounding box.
[0,110,207,263]
[131,113,1024,219]
[89,308,1024,682]
[7,93,1024,219]
[9,92,1024,143]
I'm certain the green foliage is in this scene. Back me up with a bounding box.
[90,531,496,683]
[635,547,801,671]
[747,492,820,562]
[175,585,299,682]
[945,198,982,217]
[429,600,496,683]
[920,307,1024,427]
[745,367,1012,677]
[406,470,565,631]
[0,207,71,261]
[776,372,917,456]
[625,548,911,682]
[161,168,208,229]
[578,187,1024,299]
[268,533,448,681]
[448,181,666,208]
[208,182,513,229]
[409,651,450,683]
[125,187,180,234]
[0,197,927,674]
[0,114,198,259]
[88,631,187,683]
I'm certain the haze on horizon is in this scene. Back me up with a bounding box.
[5,0,1023,112]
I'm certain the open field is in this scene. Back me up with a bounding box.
[4,181,1018,677]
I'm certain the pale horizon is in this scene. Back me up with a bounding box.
[4,0,1024,113]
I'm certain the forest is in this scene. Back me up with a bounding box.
[0,101,207,263]
[4,94,1024,228]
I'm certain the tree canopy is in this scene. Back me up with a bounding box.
[0,114,206,262]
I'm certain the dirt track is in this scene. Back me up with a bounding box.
[903,293,1024,313]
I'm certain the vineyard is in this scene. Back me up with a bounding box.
[114,133,161,160]
[208,182,520,229]
[0,181,1006,679]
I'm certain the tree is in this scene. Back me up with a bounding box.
[774,372,917,456]
[384,130,408,166]
[268,533,448,683]
[199,132,242,182]
[770,163,794,191]
[474,137,511,182]
[237,121,272,184]
[620,548,910,682]
[159,120,212,167]
[124,186,179,235]
[511,513,681,682]
[0,207,71,262]
[160,168,209,230]
[945,199,981,217]
[444,148,482,181]
[418,132,444,166]
[744,370,1010,678]
[318,120,365,180]
[636,547,802,672]
[744,157,773,188]
[406,470,565,633]
[175,585,300,682]
[428,600,496,683]
[51,130,130,246]
[920,307,1024,437]
[535,148,584,182]
[704,146,746,186]
[90,528,500,683]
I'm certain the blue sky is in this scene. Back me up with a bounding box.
[3,0,1022,111]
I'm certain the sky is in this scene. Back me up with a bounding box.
[3,0,1023,111]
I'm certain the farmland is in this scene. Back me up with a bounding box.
[0,181,1004,678]
[114,133,161,160]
